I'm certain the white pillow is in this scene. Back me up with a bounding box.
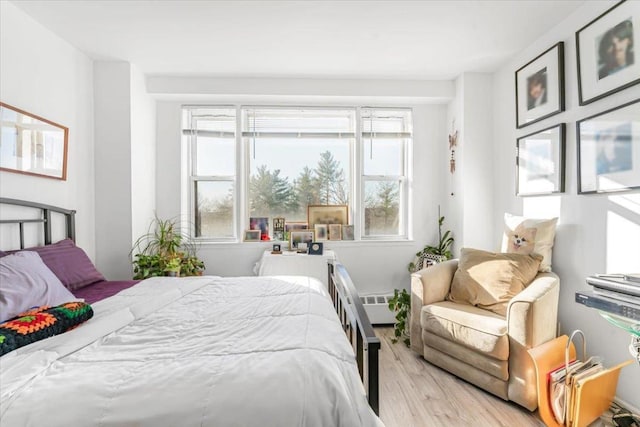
[0,251,78,322]
[501,213,558,272]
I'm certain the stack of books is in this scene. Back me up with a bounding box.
[575,274,640,321]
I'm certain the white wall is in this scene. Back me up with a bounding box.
[93,62,133,279]
[492,1,640,408]
[154,91,448,295]
[446,73,495,255]
[130,65,157,247]
[0,2,95,256]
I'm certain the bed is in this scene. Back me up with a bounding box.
[0,197,382,426]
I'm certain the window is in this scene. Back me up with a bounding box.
[183,106,412,242]
[183,107,237,240]
[361,109,412,239]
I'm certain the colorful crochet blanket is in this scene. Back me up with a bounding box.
[0,301,93,356]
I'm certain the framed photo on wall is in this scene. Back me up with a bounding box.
[516,123,566,196]
[576,0,640,105]
[515,42,565,128]
[577,99,640,194]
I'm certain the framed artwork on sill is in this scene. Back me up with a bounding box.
[577,99,640,194]
[289,230,314,251]
[307,205,349,229]
[515,42,565,128]
[516,123,566,196]
[244,230,261,242]
[328,224,342,240]
[576,0,640,105]
[341,225,354,241]
[314,224,328,241]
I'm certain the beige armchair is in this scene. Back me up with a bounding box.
[409,259,559,411]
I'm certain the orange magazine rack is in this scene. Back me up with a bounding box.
[529,332,633,427]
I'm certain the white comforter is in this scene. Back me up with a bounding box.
[0,275,383,427]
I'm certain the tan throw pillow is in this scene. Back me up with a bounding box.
[448,248,542,316]
[501,213,558,272]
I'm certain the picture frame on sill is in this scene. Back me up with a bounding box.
[244,230,261,242]
[284,222,308,232]
[516,123,566,196]
[307,205,349,229]
[249,217,269,239]
[271,244,282,254]
[308,242,323,256]
[314,224,328,241]
[289,230,314,251]
[577,99,640,194]
[576,0,639,105]
[328,224,342,241]
[341,225,354,241]
[273,217,285,241]
[515,42,565,128]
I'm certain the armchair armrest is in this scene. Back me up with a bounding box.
[506,272,560,348]
[409,259,458,354]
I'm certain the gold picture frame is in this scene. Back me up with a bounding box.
[307,205,349,229]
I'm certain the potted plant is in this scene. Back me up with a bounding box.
[388,288,411,347]
[164,256,182,277]
[408,214,454,273]
[131,215,205,280]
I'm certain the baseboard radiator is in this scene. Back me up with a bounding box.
[360,294,395,325]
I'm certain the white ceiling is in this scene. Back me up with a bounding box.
[12,0,586,80]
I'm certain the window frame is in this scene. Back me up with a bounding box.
[183,105,413,243]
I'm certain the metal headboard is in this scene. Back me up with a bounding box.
[0,197,76,249]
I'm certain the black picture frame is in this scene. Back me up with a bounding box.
[308,242,323,255]
[516,123,566,196]
[515,42,565,128]
[577,99,640,194]
[576,0,639,105]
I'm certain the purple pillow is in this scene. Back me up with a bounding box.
[0,251,79,322]
[20,239,105,291]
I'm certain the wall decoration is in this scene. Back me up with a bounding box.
[307,205,349,229]
[516,124,566,196]
[576,0,639,105]
[0,102,69,180]
[289,230,314,251]
[515,42,565,128]
[449,128,458,174]
[577,99,639,194]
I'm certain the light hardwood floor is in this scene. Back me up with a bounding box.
[375,327,544,427]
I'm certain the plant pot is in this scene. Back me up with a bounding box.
[165,271,179,277]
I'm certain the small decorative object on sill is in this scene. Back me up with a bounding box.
[271,244,282,254]
[308,242,323,255]
[297,242,308,254]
